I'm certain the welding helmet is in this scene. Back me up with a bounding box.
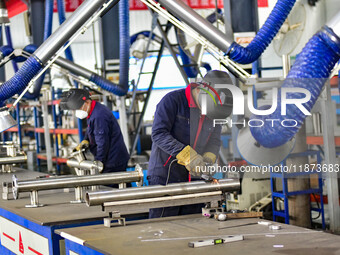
[60,89,90,110]
[198,70,234,119]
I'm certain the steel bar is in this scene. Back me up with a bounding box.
[328,11,340,37]
[34,0,109,63]
[0,155,26,164]
[86,179,240,206]
[41,92,53,172]
[54,57,93,79]
[321,82,340,232]
[103,192,223,216]
[66,159,103,172]
[140,0,251,83]
[13,168,143,199]
[157,0,232,52]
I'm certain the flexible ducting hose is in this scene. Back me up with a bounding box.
[18,44,126,95]
[0,0,53,101]
[89,0,129,96]
[176,38,198,78]
[206,9,223,25]
[57,0,74,62]
[0,0,116,103]
[202,62,212,72]
[227,0,296,64]
[0,56,42,101]
[250,26,340,148]
[24,0,54,99]
[130,31,156,45]
[0,45,14,58]
[44,0,54,40]
[5,26,19,72]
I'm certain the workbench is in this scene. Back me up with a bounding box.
[0,167,45,183]
[56,215,340,255]
[0,169,110,255]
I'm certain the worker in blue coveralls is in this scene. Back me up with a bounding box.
[147,70,233,218]
[60,89,129,173]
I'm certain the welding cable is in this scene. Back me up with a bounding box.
[159,158,178,218]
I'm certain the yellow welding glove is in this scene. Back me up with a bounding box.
[74,140,89,152]
[176,145,205,176]
[203,152,217,164]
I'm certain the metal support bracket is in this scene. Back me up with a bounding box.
[119,183,126,189]
[70,186,84,204]
[104,211,126,228]
[2,182,12,200]
[26,190,44,208]
[102,191,223,227]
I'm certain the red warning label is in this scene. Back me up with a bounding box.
[258,0,269,8]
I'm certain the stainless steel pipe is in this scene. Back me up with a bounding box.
[0,155,27,165]
[327,11,340,37]
[13,168,143,199]
[67,159,103,172]
[54,57,93,80]
[86,179,240,206]
[34,0,108,63]
[157,0,232,52]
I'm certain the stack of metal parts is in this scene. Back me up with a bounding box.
[0,142,27,173]
[67,149,103,176]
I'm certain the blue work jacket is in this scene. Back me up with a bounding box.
[148,85,222,182]
[84,101,129,171]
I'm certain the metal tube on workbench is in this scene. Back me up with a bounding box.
[66,159,104,172]
[0,155,27,164]
[13,168,143,199]
[86,179,240,206]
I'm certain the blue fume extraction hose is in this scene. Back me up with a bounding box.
[176,39,197,78]
[89,0,129,96]
[130,31,156,45]
[0,0,54,102]
[24,0,54,99]
[57,0,74,62]
[5,26,19,73]
[0,0,129,102]
[228,0,296,64]
[250,26,340,148]
[12,44,130,97]
[44,0,54,41]
[0,45,14,59]
[0,56,42,102]
[21,44,117,88]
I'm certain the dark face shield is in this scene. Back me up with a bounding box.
[60,89,90,110]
